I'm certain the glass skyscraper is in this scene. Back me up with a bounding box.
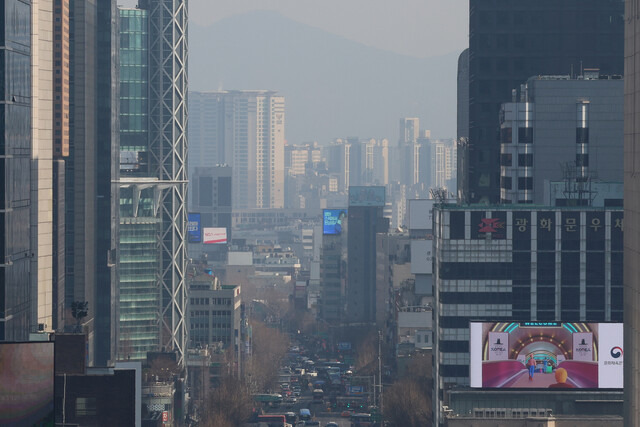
[117,1,189,365]
[0,0,33,341]
[117,8,162,361]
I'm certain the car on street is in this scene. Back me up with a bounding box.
[325,423,339,427]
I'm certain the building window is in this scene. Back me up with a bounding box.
[576,128,589,144]
[501,176,512,190]
[75,397,97,416]
[500,127,512,144]
[500,153,512,166]
[518,177,533,190]
[518,127,533,144]
[518,154,533,167]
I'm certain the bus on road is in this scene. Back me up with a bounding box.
[256,414,291,427]
[312,388,324,403]
[253,393,284,408]
[350,413,373,427]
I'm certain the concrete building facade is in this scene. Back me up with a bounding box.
[432,204,623,424]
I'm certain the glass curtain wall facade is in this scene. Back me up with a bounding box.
[117,8,161,361]
[0,0,32,341]
[463,0,624,204]
[118,187,160,360]
[140,0,189,366]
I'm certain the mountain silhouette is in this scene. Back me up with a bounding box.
[189,10,458,143]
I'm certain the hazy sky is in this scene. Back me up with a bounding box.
[119,0,468,58]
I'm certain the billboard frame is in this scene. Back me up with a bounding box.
[468,320,623,390]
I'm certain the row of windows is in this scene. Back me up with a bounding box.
[189,297,232,306]
[500,153,533,167]
[500,176,533,190]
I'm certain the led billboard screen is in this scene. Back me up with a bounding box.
[469,322,623,389]
[0,342,54,425]
[203,227,227,244]
[187,213,201,243]
[323,209,347,235]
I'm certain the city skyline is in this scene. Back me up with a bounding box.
[1,0,634,425]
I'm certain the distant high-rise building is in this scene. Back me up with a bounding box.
[188,91,285,210]
[397,119,425,188]
[499,74,623,205]
[346,187,388,324]
[462,0,624,204]
[399,118,420,144]
[624,0,640,423]
[432,139,457,193]
[320,213,347,323]
[66,0,119,365]
[189,166,232,262]
[326,139,351,192]
[457,48,469,200]
[372,139,389,186]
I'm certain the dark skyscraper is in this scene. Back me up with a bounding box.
[66,0,119,366]
[462,0,624,204]
[0,0,32,341]
[625,0,640,423]
[346,187,388,324]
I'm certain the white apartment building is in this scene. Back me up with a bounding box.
[189,91,285,209]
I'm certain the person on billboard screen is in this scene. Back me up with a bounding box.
[527,356,536,381]
[548,368,575,388]
[334,210,347,234]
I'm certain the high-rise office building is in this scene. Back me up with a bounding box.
[189,166,232,262]
[457,48,469,200]
[65,0,119,365]
[462,1,624,204]
[499,74,623,205]
[188,90,285,210]
[624,0,640,423]
[346,186,388,324]
[320,211,348,323]
[433,205,623,424]
[32,0,55,334]
[1,0,33,341]
[399,118,420,144]
[117,7,163,362]
[52,0,70,334]
[397,118,423,188]
[138,0,189,366]
[432,139,457,193]
[326,139,351,192]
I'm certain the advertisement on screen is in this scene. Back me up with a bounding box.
[323,209,347,235]
[203,227,227,244]
[469,322,623,389]
[0,342,54,425]
[187,213,201,243]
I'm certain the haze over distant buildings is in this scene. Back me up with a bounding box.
[189,11,459,143]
